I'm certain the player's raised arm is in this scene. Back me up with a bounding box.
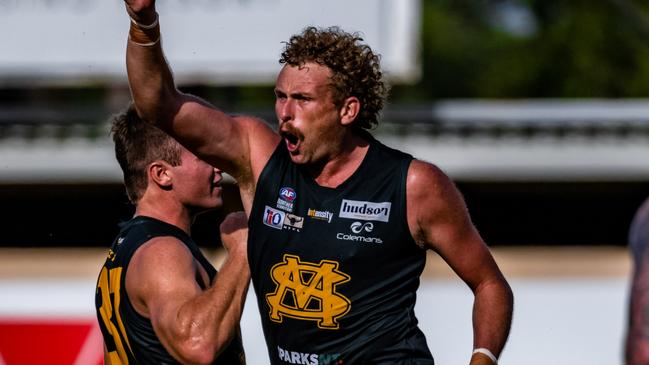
[123,0,278,192]
[406,160,513,365]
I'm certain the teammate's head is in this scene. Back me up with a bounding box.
[111,104,182,204]
[280,26,387,130]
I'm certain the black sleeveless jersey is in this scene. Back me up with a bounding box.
[248,135,434,364]
[94,216,245,365]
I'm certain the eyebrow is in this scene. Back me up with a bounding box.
[274,89,313,99]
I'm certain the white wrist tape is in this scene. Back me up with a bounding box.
[473,348,498,364]
[130,12,159,29]
[128,12,160,46]
[127,34,160,47]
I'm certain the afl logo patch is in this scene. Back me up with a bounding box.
[277,187,296,212]
[279,187,296,202]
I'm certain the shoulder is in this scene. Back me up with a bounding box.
[234,115,281,182]
[125,236,198,314]
[231,115,278,142]
[405,160,470,246]
[130,235,194,271]
[406,159,458,200]
[127,235,196,291]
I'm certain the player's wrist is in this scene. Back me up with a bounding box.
[128,11,160,47]
[226,245,248,261]
[471,348,498,365]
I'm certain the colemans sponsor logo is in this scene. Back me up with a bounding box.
[336,221,383,244]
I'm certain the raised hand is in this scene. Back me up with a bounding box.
[124,0,157,24]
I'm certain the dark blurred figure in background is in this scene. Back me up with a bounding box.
[626,197,649,365]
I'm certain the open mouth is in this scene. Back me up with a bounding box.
[281,131,300,152]
[211,172,223,190]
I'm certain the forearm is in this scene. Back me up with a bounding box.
[199,250,251,350]
[170,251,250,363]
[126,9,180,128]
[470,276,513,363]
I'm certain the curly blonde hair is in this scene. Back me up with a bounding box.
[280,26,388,130]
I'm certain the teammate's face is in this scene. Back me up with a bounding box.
[171,148,223,212]
[274,62,346,165]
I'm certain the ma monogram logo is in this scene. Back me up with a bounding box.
[266,254,351,329]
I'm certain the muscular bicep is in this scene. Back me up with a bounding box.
[406,160,500,289]
[173,99,279,191]
[125,237,203,354]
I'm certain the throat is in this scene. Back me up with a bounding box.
[310,143,370,189]
[313,170,351,189]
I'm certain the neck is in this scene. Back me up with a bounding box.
[134,196,193,234]
[309,132,370,188]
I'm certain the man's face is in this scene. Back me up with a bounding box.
[171,148,223,212]
[274,62,346,165]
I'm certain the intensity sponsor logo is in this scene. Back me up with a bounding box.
[338,199,391,222]
[276,346,341,365]
[307,208,333,223]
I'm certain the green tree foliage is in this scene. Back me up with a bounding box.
[392,0,649,100]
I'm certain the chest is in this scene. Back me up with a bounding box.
[251,169,409,264]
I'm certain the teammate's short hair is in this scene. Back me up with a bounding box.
[111,104,182,204]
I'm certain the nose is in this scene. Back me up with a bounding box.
[277,98,294,124]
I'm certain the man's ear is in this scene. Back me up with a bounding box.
[339,96,360,126]
[148,161,173,188]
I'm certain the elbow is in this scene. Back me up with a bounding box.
[177,332,235,365]
[501,277,514,302]
[177,342,218,365]
[495,276,514,312]
[132,89,182,130]
[475,274,514,312]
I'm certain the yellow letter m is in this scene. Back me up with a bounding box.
[266,254,351,329]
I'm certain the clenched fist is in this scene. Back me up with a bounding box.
[219,211,248,257]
